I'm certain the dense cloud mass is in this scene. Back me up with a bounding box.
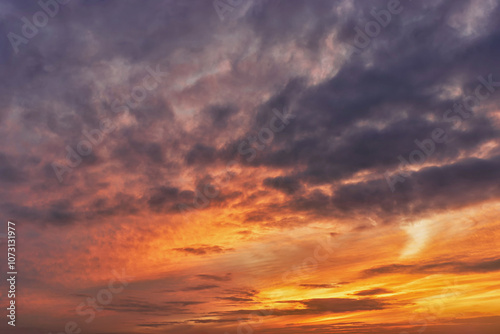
[0,0,499,227]
[0,0,499,334]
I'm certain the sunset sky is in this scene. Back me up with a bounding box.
[1,0,500,333]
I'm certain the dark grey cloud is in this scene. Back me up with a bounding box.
[148,186,180,210]
[186,143,217,166]
[203,104,239,130]
[0,152,27,183]
[211,297,388,318]
[263,176,302,195]
[222,288,259,298]
[106,297,204,314]
[331,155,500,221]
[197,273,232,282]
[173,245,234,255]
[363,257,500,277]
[216,296,254,302]
[353,288,393,296]
[300,297,388,313]
[181,284,220,291]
